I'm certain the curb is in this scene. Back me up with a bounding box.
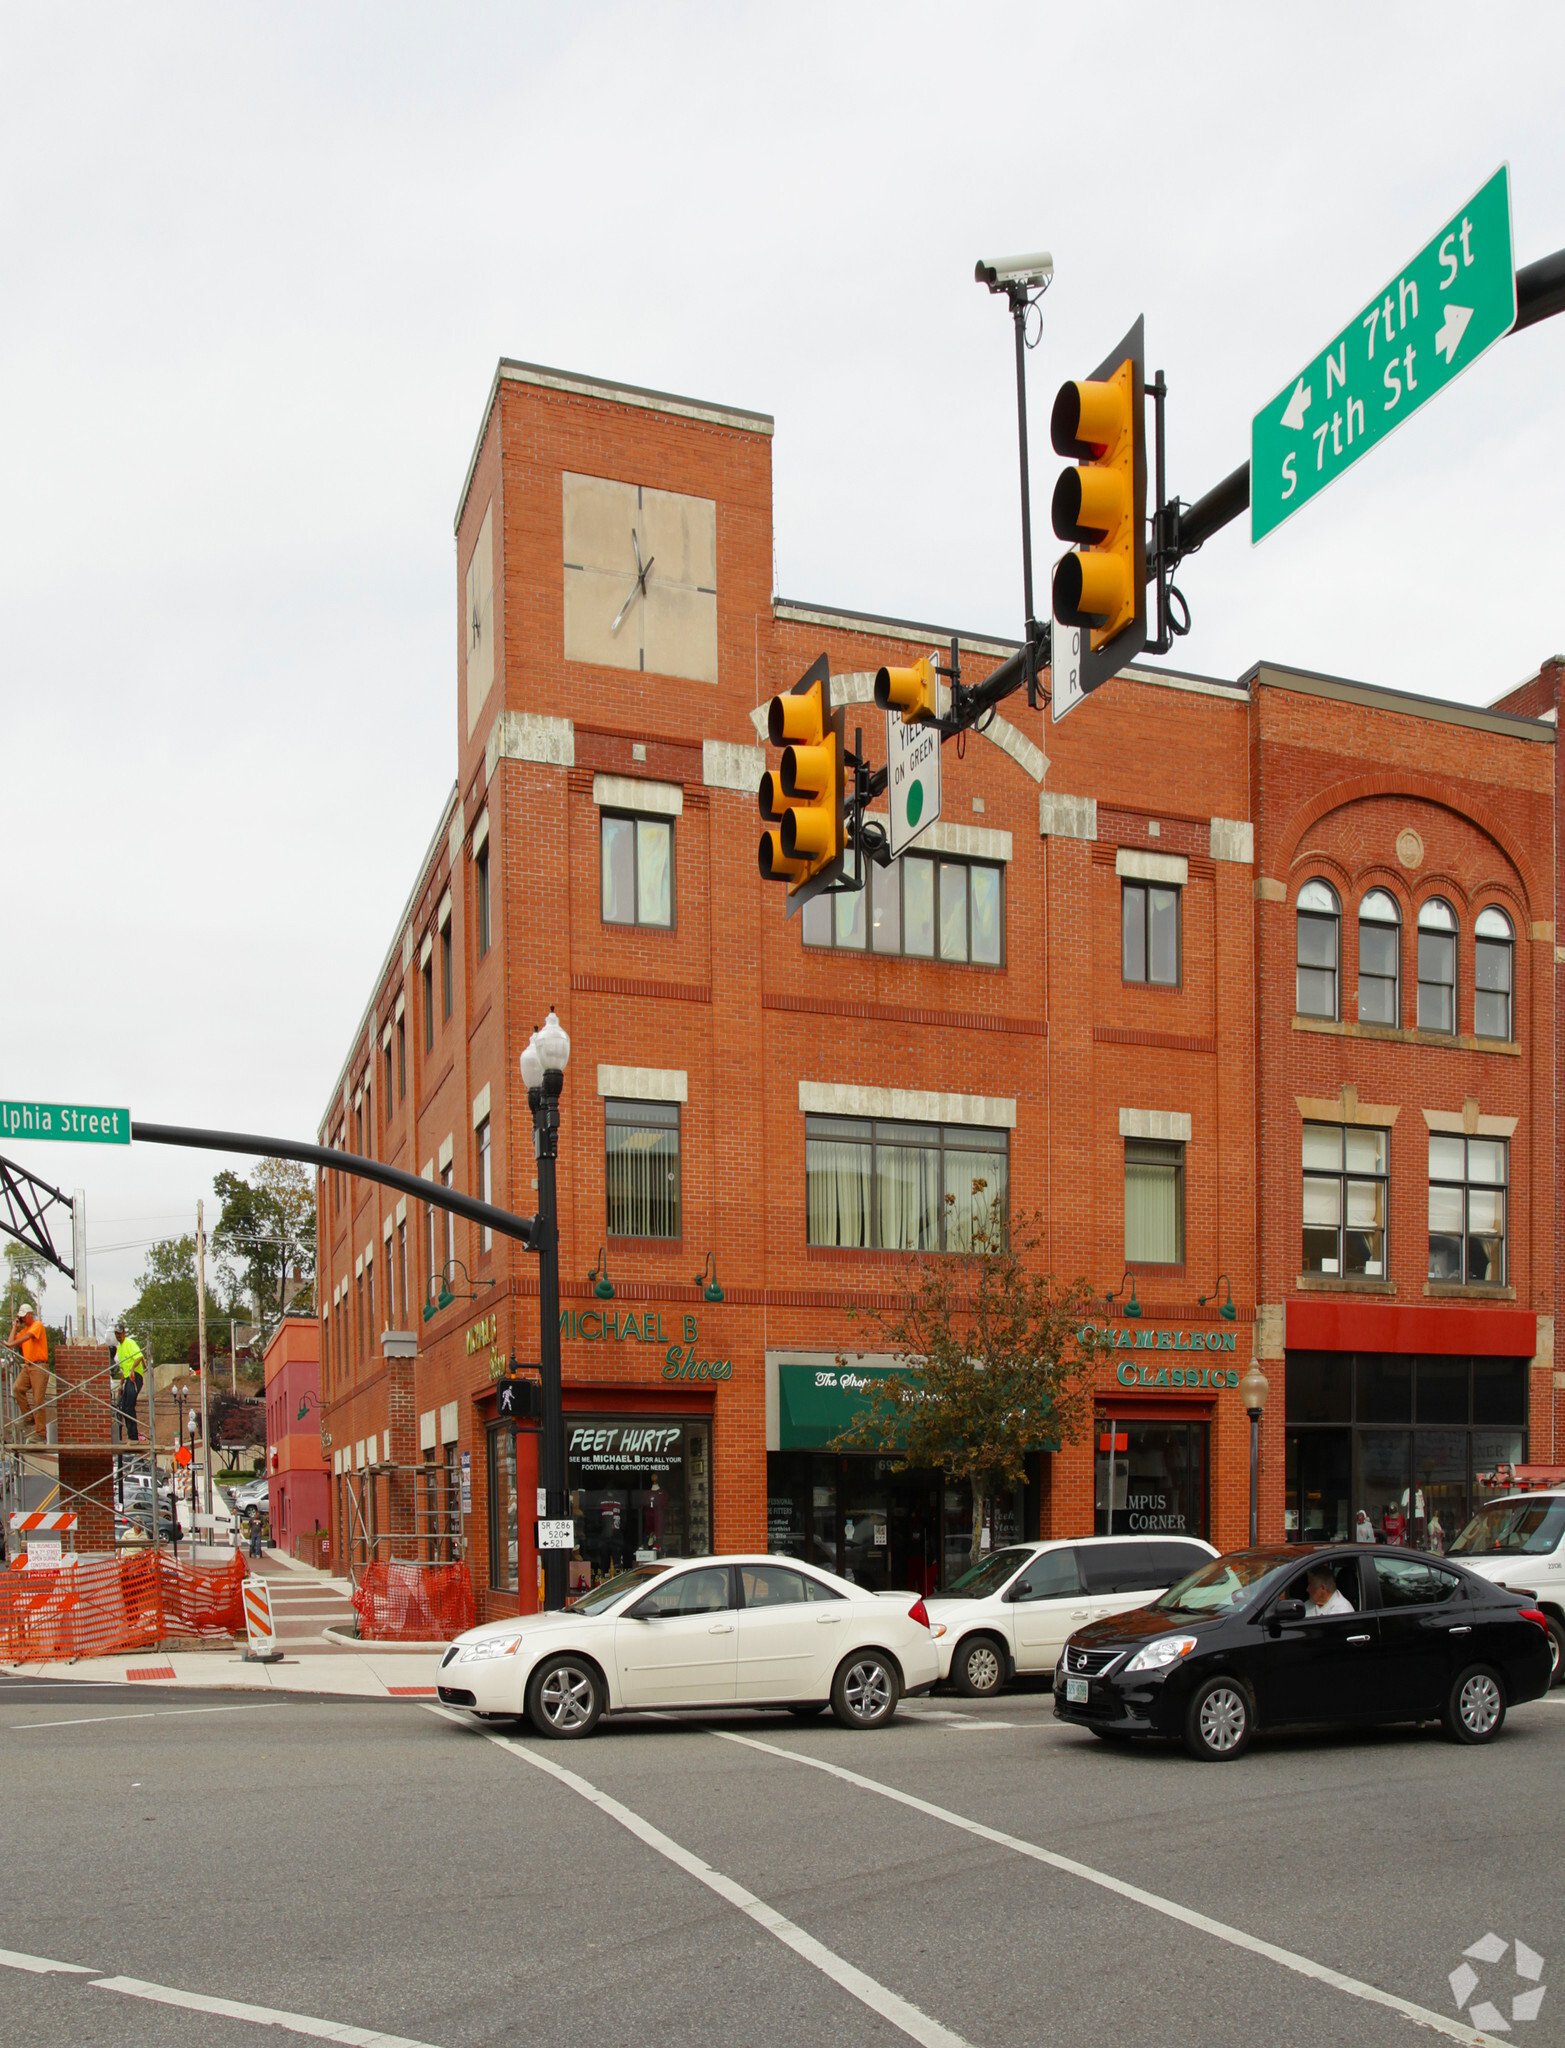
[321,1626,454,1654]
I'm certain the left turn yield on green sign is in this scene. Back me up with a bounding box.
[0,1100,131,1144]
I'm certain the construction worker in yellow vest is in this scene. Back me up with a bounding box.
[113,1323,146,1441]
[6,1301,51,1441]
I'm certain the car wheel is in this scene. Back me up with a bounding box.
[831,1651,900,1730]
[1442,1664,1506,1745]
[1544,1614,1565,1688]
[952,1636,1006,1698]
[526,1655,603,1740]
[1183,1676,1253,1761]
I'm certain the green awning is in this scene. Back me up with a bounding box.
[777,1364,908,1450]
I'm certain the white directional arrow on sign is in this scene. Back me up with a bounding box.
[1279,376,1312,431]
[1434,303,1475,363]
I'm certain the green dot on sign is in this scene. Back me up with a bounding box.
[906,779,923,826]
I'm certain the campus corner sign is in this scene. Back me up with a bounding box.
[1078,1322,1245,1394]
[1,1099,131,1144]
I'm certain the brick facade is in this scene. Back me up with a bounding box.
[314,359,1559,1612]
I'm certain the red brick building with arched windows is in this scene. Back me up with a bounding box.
[313,356,1561,1619]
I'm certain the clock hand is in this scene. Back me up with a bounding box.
[610,534,656,635]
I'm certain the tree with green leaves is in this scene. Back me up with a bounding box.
[212,1159,316,1330]
[4,1240,51,1325]
[122,1235,233,1368]
[834,1197,1103,1568]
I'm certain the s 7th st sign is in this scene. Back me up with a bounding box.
[1252,166,1516,542]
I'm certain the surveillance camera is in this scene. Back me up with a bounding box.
[975,251,1053,292]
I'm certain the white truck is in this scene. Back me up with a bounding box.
[1448,1471,1565,1685]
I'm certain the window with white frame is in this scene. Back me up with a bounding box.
[1417,898,1457,1032]
[802,852,1003,964]
[1122,880,1179,986]
[1474,906,1514,1041]
[1124,1139,1184,1263]
[1429,1135,1507,1286]
[1296,880,1340,1018]
[477,1118,492,1251]
[1302,1123,1388,1278]
[1357,889,1401,1025]
[805,1116,1007,1251]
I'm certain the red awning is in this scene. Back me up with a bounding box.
[1286,1299,1535,1356]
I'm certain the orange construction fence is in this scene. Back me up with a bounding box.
[352,1561,475,1643]
[1,1552,248,1661]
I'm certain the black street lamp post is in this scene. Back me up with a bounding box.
[521,1011,571,1611]
[1239,1361,1271,1549]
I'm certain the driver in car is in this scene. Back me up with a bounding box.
[1304,1565,1353,1617]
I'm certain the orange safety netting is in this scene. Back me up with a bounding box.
[352,1561,475,1643]
[1,1552,248,1661]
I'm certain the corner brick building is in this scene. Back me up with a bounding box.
[315,358,1560,1618]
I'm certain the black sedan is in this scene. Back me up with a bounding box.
[1053,1545,1553,1760]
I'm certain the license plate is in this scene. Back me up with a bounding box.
[1065,1677,1089,1704]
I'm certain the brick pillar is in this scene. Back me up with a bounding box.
[383,1331,418,1560]
[54,1343,116,1554]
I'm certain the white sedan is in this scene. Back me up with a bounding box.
[925,1535,1219,1696]
[437,1554,939,1738]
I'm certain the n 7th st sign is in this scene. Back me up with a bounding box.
[1252,166,1516,541]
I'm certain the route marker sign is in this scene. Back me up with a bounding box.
[0,1099,131,1144]
[1252,166,1515,542]
[886,651,942,855]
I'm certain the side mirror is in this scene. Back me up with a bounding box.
[1270,1598,1307,1625]
[1006,1583,1031,1603]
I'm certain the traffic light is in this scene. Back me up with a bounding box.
[756,653,847,916]
[873,655,938,725]
[1049,314,1147,695]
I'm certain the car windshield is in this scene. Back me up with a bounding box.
[1450,1498,1565,1557]
[1154,1553,1293,1614]
[564,1562,672,1615]
[944,1548,1035,1599]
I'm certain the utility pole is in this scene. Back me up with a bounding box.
[230,1316,237,1396]
[195,1199,212,1521]
[72,1188,88,1341]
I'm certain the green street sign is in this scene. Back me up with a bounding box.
[0,1100,131,1144]
[1252,166,1515,542]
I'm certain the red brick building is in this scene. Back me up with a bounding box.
[263,1313,328,1548]
[316,358,1559,1618]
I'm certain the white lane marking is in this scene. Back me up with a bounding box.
[426,1707,971,2048]
[10,1704,266,1730]
[92,1975,443,2045]
[0,1948,97,1975]
[714,1729,1503,2048]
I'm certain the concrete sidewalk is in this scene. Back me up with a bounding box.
[0,1646,447,1698]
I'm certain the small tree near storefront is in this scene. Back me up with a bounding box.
[833,1196,1104,1569]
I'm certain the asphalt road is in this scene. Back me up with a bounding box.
[1,1672,1560,2048]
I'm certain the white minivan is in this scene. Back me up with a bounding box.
[1448,1489,1565,1684]
[923,1533,1218,1696]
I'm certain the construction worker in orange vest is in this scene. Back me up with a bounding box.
[6,1301,51,1442]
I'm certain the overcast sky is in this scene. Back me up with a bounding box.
[4,4,1563,1334]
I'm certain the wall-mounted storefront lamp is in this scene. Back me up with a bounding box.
[424,1259,493,1321]
[587,1247,616,1301]
[1198,1274,1238,1322]
[1103,1271,1142,1318]
[694,1252,724,1303]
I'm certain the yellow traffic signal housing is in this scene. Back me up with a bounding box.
[874,656,938,725]
[756,654,847,915]
[1050,315,1147,692]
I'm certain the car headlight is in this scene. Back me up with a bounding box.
[457,1635,524,1663]
[1124,1635,1199,1674]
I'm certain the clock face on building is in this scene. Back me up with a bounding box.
[562,473,718,684]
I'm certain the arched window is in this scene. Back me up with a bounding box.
[1296,880,1340,1018]
[1357,889,1401,1026]
[1474,906,1515,1041]
[1417,898,1458,1033]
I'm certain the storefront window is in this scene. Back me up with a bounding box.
[1285,1353,1528,1550]
[566,1416,711,1588]
[765,1450,1016,1596]
[1093,1419,1209,1538]
[488,1425,519,1593]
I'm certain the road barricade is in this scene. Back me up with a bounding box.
[352,1561,474,1643]
[0,1551,248,1660]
